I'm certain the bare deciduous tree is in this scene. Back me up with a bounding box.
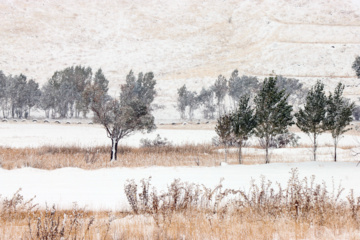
[90,71,156,161]
[212,75,228,117]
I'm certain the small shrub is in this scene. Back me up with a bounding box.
[140,134,172,148]
[0,189,38,222]
[29,203,96,240]
[259,132,299,148]
[0,190,116,239]
[124,168,356,227]
[273,132,300,148]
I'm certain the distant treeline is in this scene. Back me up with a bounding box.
[1,66,359,120]
[177,70,308,120]
[0,66,109,119]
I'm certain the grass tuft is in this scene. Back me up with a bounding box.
[1,170,360,239]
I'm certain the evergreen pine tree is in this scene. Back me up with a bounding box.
[295,81,327,161]
[215,113,233,162]
[232,95,257,164]
[255,76,294,164]
[352,55,360,78]
[325,83,355,162]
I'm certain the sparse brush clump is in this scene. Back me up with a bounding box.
[0,189,38,222]
[0,191,115,239]
[140,134,172,148]
[30,204,94,239]
[1,170,360,239]
[124,168,360,239]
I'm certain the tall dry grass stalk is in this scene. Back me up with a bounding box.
[121,168,360,239]
[2,142,356,170]
[0,144,241,170]
[1,169,359,239]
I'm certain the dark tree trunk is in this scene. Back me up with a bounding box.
[265,136,270,164]
[217,100,221,118]
[11,104,15,118]
[110,138,119,161]
[224,142,227,163]
[238,139,243,164]
[70,104,74,118]
[334,138,337,162]
[313,133,317,161]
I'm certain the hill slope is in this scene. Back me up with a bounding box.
[0,0,359,115]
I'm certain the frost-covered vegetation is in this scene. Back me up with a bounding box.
[176,71,307,120]
[215,77,355,164]
[1,1,360,238]
[1,169,360,239]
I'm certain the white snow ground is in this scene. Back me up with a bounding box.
[0,123,216,148]
[0,123,360,211]
[1,122,360,148]
[1,122,360,162]
[0,162,359,211]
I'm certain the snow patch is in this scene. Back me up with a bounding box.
[1,162,359,211]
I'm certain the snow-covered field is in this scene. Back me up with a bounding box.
[0,123,360,211]
[1,122,360,148]
[1,3,360,238]
[0,123,216,148]
[1,122,360,163]
[0,162,359,211]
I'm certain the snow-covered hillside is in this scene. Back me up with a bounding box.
[0,0,359,102]
[2,2,360,234]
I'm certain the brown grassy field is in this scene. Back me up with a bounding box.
[0,144,231,170]
[1,170,360,239]
[3,209,360,239]
[0,138,359,170]
[1,124,359,238]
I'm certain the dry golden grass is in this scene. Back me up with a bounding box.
[0,122,359,169]
[107,212,360,240]
[2,170,360,239]
[0,144,241,170]
[1,138,359,169]
[2,206,360,239]
[117,170,360,239]
[0,208,119,239]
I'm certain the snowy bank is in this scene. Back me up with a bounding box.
[0,123,216,148]
[1,162,359,211]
